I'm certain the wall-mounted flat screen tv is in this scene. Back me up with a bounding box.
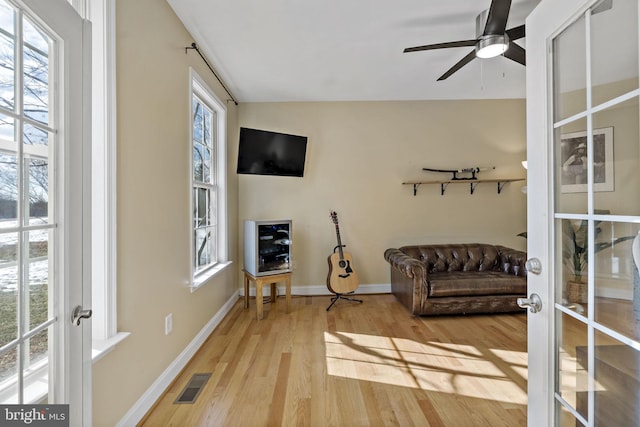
[237,127,308,177]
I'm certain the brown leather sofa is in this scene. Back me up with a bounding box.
[384,243,527,316]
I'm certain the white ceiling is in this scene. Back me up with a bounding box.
[168,0,542,102]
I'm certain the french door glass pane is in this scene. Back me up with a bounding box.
[593,330,640,426]
[592,98,640,216]
[593,221,640,342]
[0,1,14,112]
[591,0,639,107]
[556,311,588,418]
[0,232,18,347]
[22,17,49,125]
[558,218,589,309]
[0,113,15,142]
[553,15,587,122]
[26,328,47,369]
[556,402,581,426]
[555,119,588,215]
[0,152,17,228]
[0,347,17,401]
[26,229,49,330]
[25,158,48,224]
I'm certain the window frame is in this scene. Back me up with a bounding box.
[189,68,229,290]
[73,0,129,359]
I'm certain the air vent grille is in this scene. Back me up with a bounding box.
[174,373,211,404]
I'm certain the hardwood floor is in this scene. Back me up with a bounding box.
[139,294,528,426]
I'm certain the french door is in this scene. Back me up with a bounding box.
[0,0,91,425]
[527,0,640,425]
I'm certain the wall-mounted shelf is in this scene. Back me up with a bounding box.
[402,178,525,196]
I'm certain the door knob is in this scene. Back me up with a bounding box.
[71,305,92,326]
[525,257,542,275]
[517,293,542,313]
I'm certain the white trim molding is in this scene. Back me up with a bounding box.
[85,0,118,343]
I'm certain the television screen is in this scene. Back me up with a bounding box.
[237,127,308,177]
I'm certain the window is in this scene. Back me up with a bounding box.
[190,69,228,288]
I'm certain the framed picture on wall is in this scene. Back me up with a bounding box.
[560,126,614,193]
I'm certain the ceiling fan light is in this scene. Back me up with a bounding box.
[476,35,509,58]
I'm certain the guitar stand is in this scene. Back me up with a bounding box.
[326,292,363,311]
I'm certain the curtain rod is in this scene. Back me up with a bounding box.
[186,42,238,106]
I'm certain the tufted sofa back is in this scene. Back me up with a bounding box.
[398,243,526,276]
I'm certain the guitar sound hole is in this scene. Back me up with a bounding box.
[339,260,346,269]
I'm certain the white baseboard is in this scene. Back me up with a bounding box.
[240,283,391,297]
[116,290,239,427]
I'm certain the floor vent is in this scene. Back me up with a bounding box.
[174,373,212,404]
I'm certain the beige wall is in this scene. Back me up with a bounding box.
[238,100,527,289]
[91,1,239,425]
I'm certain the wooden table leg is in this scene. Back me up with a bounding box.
[244,273,249,309]
[244,271,292,319]
[256,280,263,320]
[285,275,291,313]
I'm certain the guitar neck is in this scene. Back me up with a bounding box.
[334,224,344,259]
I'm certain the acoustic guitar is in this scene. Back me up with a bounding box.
[327,211,360,294]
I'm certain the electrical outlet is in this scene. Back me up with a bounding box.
[165,313,173,335]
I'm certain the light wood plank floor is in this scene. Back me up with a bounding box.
[139,294,528,426]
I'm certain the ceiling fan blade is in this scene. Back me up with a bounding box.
[404,40,477,53]
[506,24,525,41]
[437,50,477,81]
[504,42,526,65]
[483,0,512,35]
[592,0,613,14]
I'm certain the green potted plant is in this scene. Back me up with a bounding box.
[563,216,635,303]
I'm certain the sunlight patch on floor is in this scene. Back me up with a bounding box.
[324,331,527,405]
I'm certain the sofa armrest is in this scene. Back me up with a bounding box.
[384,248,428,315]
[384,248,427,279]
[496,246,528,276]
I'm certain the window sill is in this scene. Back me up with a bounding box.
[191,261,233,292]
[92,332,131,363]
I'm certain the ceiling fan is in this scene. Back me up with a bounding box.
[403,0,525,81]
